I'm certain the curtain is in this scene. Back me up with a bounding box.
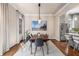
[0,3,25,55]
[0,3,10,55]
[1,3,10,54]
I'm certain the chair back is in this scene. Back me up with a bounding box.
[35,38,44,47]
[68,35,74,47]
[24,35,31,44]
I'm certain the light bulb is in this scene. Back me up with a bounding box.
[38,19,41,24]
[74,17,77,21]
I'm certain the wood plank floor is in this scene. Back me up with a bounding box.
[51,39,79,56]
[3,39,79,56]
[3,44,20,56]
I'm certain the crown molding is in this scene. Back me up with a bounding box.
[24,13,54,16]
[55,3,70,16]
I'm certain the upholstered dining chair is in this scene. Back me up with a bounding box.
[29,34,36,54]
[20,35,31,51]
[23,35,31,44]
[34,38,44,56]
[24,35,31,44]
[72,36,79,50]
[64,34,71,44]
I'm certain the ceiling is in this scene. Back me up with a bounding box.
[10,3,66,14]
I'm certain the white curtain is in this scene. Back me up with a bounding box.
[0,3,25,55]
[0,4,4,56]
[1,3,10,54]
[0,3,10,55]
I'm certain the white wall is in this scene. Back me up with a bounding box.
[8,4,25,48]
[8,4,17,47]
[25,14,55,39]
[54,16,60,41]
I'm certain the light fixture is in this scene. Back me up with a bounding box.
[38,3,41,24]
[74,16,77,21]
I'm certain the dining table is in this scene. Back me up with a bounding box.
[29,37,49,54]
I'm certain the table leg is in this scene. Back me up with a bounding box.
[45,42,49,54]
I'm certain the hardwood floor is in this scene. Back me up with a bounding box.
[51,39,79,56]
[3,44,20,56]
[3,39,79,56]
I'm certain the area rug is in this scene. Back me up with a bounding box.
[14,40,64,56]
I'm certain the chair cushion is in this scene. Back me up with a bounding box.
[25,35,31,42]
[35,38,44,47]
[74,40,79,44]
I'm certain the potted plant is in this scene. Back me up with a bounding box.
[25,30,30,37]
[72,28,79,34]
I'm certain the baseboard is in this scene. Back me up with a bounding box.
[60,40,66,42]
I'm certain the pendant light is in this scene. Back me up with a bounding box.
[38,3,41,24]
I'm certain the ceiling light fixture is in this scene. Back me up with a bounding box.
[74,16,77,21]
[38,3,41,24]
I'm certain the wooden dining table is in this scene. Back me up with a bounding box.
[29,38,49,54]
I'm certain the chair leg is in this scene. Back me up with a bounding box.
[73,45,76,51]
[41,46,44,56]
[34,46,37,56]
[74,44,79,51]
[76,44,79,50]
[30,42,32,54]
[73,43,77,51]
[45,42,49,54]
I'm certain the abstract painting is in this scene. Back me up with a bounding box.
[32,20,47,31]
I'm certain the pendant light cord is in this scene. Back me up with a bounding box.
[38,3,40,19]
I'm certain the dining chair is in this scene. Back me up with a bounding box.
[44,34,49,54]
[68,35,75,48]
[24,35,31,44]
[72,36,79,50]
[29,34,36,54]
[64,34,76,55]
[64,34,71,44]
[64,34,75,47]
[34,38,44,56]
[20,35,31,51]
